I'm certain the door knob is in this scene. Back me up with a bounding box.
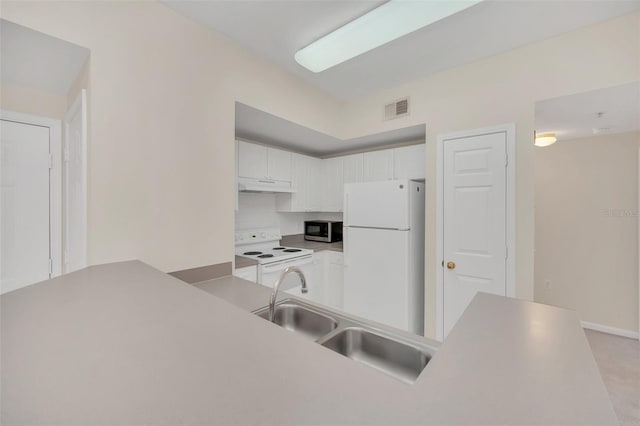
[447,261,456,270]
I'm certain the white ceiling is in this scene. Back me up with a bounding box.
[0,19,90,95]
[162,0,640,101]
[535,82,640,141]
[236,102,424,157]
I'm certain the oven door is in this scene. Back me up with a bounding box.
[258,255,320,302]
[304,222,329,242]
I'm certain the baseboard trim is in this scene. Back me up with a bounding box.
[581,321,639,339]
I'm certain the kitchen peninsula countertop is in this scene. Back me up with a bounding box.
[1,261,617,425]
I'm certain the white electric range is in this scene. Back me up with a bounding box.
[235,228,314,294]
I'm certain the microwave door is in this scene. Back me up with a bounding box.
[305,222,328,242]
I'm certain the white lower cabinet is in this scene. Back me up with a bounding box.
[324,251,344,309]
[233,265,257,282]
[284,255,323,302]
[283,251,344,309]
[243,251,344,308]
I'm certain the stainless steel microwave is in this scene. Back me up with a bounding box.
[304,220,343,243]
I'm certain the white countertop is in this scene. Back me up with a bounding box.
[1,261,618,425]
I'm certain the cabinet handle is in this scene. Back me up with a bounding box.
[259,180,276,184]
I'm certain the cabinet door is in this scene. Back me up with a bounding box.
[284,261,322,304]
[326,252,344,309]
[238,141,267,179]
[342,153,363,184]
[393,144,425,180]
[306,157,323,212]
[363,150,394,182]
[322,157,344,212]
[267,147,291,181]
[276,153,306,212]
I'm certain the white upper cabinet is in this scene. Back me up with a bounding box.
[393,144,425,180]
[363,150,394,182]
[238,141,267,179]
[267,147,292,182]
[241,140,423,213]
[342,153,364,184]
[306,156,323,212]
[322,157,344,212]
[237,141,291,182]
[276,153,321,212]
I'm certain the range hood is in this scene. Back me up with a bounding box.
[238,177,296,193]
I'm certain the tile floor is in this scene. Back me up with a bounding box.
[585,329,640,426]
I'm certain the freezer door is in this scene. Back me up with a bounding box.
[343,227,410,331]
[344,180,410,229]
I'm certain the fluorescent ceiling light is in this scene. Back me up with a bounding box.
[295,0,482,73]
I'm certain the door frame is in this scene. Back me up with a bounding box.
[435,123,516,341]
[0,109,63,279]
[64,89,88,272]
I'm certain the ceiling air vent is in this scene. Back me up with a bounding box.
[384,97,410,120]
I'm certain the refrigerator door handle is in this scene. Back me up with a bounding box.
[344,193,349,226]
[343,228,349,267]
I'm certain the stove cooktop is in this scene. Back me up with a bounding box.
[235,228,313,264]
[236,245,313,264]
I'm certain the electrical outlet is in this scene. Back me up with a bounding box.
[544,280,551,289]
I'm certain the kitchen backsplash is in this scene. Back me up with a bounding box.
[235,192,342,235]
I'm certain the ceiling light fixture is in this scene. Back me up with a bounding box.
[294,0,483,73]
[534,132,557,147]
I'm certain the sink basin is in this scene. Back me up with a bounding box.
[319,327,432,383]
[254,300,338,340]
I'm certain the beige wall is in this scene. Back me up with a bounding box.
[339,11,640,337]
[0,1,342,272]
[535,132,639,332]
[0,83,67,119]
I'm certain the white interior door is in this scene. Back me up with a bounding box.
[1,119,52,293]
[443,131,507,336]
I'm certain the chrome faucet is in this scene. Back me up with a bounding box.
[269,266,308,322]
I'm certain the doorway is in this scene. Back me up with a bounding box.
[1,111,62,293]
[436,123,516,340]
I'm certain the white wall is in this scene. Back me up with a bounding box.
[235,193,342,236]
[0,1,342,273]
[535,132,639,333]
[339,11,640,337]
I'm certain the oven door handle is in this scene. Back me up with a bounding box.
[261,255,313,273]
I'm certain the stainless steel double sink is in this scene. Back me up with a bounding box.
[253,299,438,384]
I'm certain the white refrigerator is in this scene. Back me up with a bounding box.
[343,179,425,334]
